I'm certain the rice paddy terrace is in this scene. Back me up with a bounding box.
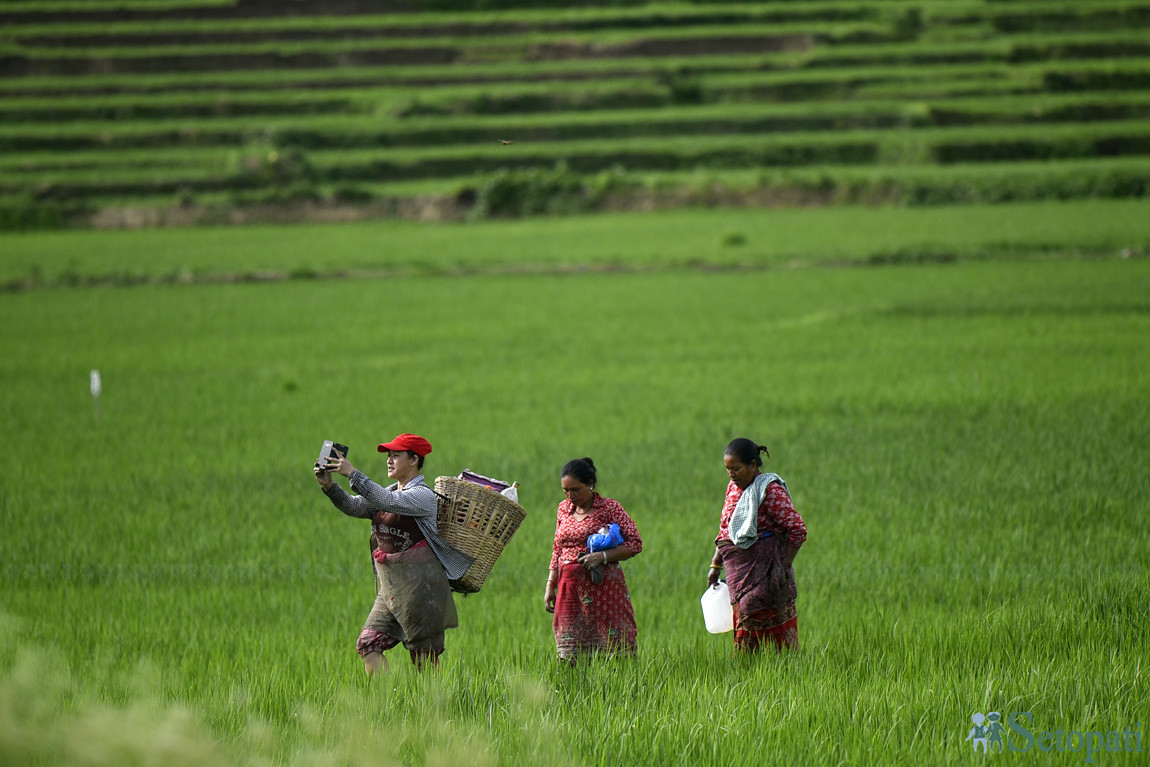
[2,0,1150,227]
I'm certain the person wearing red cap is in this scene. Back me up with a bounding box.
[316,433,473,673]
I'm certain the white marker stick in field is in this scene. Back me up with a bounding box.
[90,369,101,424]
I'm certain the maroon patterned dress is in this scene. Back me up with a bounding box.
[550,494,643,660]
[716,476,806,652]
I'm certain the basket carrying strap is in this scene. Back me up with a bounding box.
[370,532,381,594]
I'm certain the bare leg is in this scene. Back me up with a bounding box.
[364,651,388,675]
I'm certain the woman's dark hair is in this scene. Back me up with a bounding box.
[406,450,425,470]
[724,438,769,467]
[561,457,597,487]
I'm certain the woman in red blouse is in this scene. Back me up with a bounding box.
[544,457,643,662]
[707,438,806,652]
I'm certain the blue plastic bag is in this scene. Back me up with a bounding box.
[587,523,624,553]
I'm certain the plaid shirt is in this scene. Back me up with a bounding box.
[323,472,474,581]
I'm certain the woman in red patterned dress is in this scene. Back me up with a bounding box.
[707,438,806,652]
[544,457,643,662]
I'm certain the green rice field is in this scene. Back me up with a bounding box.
[2,0,1149,763]
[3,0,1150,225]
[1,200,1148,765]
[2,198,1149,288]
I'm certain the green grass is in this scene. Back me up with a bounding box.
[0,224,1147,764]
[2,200,1149,285]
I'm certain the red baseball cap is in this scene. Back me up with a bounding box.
[377,433,433,457]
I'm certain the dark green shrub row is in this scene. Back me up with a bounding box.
[396,87,669,119]
[4,159,1147,231]
[230,112,914,152]
[805,38,1150,71]
[0,0,960,33]
[0,30,861,80]
[11,121,1150,203]
[395,67,1150,118]
[0,176,374,214]
[5,24,1147,81]
[0,0,881,27]
[0,47,460,78]
[0,52,1006,101]
[892,167,1150,206]
[0,139,879,201]
[1044,69,1150,92]
[1,173,257,202]
[326,141,883,185]
[4,6,885,48]
[992,7,1150,35]
[663,161,1150,209]
[933,132,1150,163]
[228,181,321,206]
[1009,39,1150,64]
[193,104,1150,151]
[0,97,353,124]
[927,101,1150,127]
[5,0,1142,28]
[8,55,1143,105]
[0,194,82,230]
[466,161,629,219]
[0,128,250,152]
[5,92,1147,154]
[3,64,1147,135]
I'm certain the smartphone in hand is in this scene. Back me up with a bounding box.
[318,440,349,466]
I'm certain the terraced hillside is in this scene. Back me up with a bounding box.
[2,0,1150,228]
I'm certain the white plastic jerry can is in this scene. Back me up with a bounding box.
[701,581,734,633]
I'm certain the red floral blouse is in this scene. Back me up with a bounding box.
[717,476,806,550]
[550,494,643,570]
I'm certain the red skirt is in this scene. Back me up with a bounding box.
[717,534,800,653]
[733,602,799,653]
[553,562,637,660]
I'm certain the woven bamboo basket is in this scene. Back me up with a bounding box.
[434,476,526,593]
